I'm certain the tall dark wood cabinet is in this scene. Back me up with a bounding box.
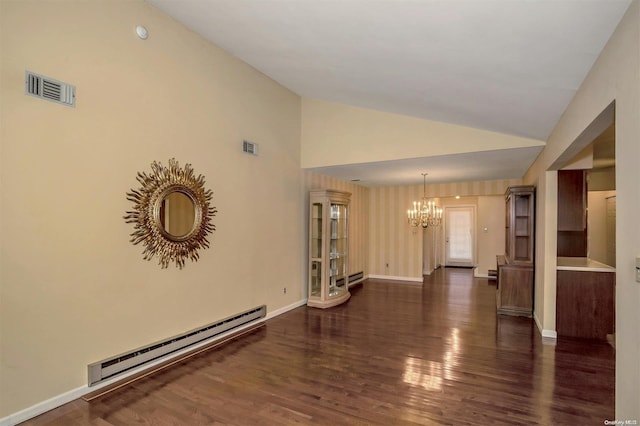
[497,185,535,317]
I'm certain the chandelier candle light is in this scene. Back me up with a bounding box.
[407,173,443,228]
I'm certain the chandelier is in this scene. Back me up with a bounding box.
[407,173,442,228]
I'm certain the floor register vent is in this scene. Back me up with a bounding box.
[88,305,266,386]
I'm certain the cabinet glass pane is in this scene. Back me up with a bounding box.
[330,204,347,237]
[330,205,347,235]
[329,256,348,297]
[330,237,347,258]
[329,204,347,260]
[515,217,529,236]
[514,236,530,261]
[311,203,322,259]
[310,260,321,297]
[515,195,530,216]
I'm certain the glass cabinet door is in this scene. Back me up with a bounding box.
[310,202,322,298]
[329,203,348,297]
[307,190,351,309]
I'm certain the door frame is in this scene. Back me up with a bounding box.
[443,204,476,267]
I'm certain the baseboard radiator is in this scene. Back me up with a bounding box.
[88,305,266,386]
[348,271,364,286]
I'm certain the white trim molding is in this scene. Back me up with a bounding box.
[473,268,491,279]
[368,274,423,283]
[0,298,308,426]
[0,385,88,426]
[266,299,307,320]
[534,311,558,340]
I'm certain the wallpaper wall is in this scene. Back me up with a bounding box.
[368,179,522,280]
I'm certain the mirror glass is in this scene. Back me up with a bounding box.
[160,191,196,238]
[125,158,216,269]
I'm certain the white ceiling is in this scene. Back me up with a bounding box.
[147,0,629,186]
[310,146,544,187]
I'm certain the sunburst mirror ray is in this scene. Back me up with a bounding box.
[124,158,217,269]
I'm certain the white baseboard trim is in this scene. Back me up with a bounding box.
[533,311,542,331]
[265,298,307,320]
[473,267,493,279]
[533,311,558,340]
[0,298,308,426]
[368,274,423,283]
[0,385,88,426]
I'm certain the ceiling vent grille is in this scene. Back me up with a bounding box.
[243,140,258,156]
[25,71,75,107]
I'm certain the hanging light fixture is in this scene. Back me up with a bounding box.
[407,173,442,229]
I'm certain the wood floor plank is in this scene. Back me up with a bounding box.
[20,268,614,425]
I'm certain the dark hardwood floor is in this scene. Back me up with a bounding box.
[22,268,614,425]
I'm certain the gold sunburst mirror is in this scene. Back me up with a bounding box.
[124,158,217,269]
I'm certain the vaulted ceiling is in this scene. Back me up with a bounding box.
[147,0,630,186]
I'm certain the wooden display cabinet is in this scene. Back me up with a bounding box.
[505,186,535,265]
[497,185,535,317]
[308,190,351,308]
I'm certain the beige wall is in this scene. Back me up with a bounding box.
[369,180,518,280]
[523,0,640,417]
[3,0,638,420]
[300,97,544,169]
[588,166,616,191]
[587,190,616,265]
[475,196,506,276]
[303,172,369,278]
[0,0,302,417]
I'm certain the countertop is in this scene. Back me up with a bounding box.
[557,257,616,272]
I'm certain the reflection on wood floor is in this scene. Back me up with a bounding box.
[22,268,614,425]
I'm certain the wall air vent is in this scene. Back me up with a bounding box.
[242,140,258,156]
[25,71,75,107]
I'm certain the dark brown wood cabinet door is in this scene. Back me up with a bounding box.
[557,170,586,231]
[556,270,614,339]
[557,170,587,256]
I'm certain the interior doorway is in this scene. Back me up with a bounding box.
[444,206,475,267]
[554,111,616,346]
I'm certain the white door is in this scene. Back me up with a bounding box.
[445,206,475,267]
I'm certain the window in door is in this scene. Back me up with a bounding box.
[445,206,475,267]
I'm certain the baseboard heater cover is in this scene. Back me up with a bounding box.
[88,305,266,386]
[348,271,364,286]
